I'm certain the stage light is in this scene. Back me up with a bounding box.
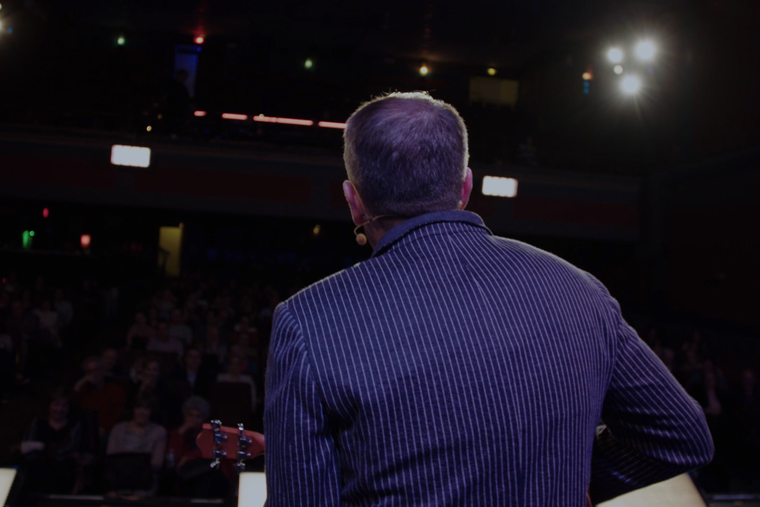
[146,125,152,132]
[195,35,205,45]
[419,65,429,76]
[42,208,49,218]
[0,3,3,10]
[22,231,32,250]
[117,36,125,46]
[221,113,248,120]
[304,58,313,69]
[29,231,35,237]
[253,115,313,126]
[620,75,641,95]
[317,121,347,129]
[111,145,151,168]
[80,234,92,249]
[635,41,656,61]
[482,176,518,198]
[607,48,623,63]
[194,110,207,117]
[487,67,497,76]
[614,65,624,75]
[582,72,592,81]
[312,225,321,236]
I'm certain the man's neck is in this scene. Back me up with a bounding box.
[366,217,408,249]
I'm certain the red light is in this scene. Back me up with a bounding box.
[195,35,205,45]
[80,234,92,249]
[253,115,313,126]
[221,113,248,121]
[42,208,49,218]
[318,121,347,129]
[194,110,207,117]
[276,117,314,126]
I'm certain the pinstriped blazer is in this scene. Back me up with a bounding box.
[264,210,713,506]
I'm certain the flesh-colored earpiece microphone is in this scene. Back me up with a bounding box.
[354,223,368,246]
[353,215,396,246]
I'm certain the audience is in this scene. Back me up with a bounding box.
[170,347,215,398]
[147,322,183,356]
[106,395,167,496]
[216,354,257,408]
[20,388,82,494]
[126,312,155,351]
[71,356,126,435]
[169,309,193,347]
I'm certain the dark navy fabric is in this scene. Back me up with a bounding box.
[264,210,713,506]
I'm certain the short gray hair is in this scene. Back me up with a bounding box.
[343,92,469,217]
[183,396,211,420]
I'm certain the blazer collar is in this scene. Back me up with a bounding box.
[371,210,491,258]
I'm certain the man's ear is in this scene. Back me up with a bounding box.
[459,167,474,210]
[343,180,367,226]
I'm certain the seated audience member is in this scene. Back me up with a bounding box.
[20,388,82,494]
[227,343,259,376]
[147,322,184,356]
[229,315,258,346]
[33,299,59,340]
[166,397,230,497]
[0,325,13,402]
[170,347,215,397]
[72,357,126,434]
[106,395,167,496]
[53,289,74,329]
[126,312,155,351]
[203,325,226,366]
[128,356,179,427]
[101,348,124,379]
[169,309,193,347]
[216,355,256,408]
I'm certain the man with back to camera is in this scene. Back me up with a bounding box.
[263,92,713,506]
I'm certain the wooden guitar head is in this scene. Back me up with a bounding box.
[196,421,265,466]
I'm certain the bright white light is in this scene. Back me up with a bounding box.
[305,58,313,69]
[482,176,518,198]
[0,468,17,507]
[620,75,641,95]
[607,48,623,63]
[613,65,624,75]
[419,65,428,76]
[111,145,151,168]
[238,472,266,507]
[635,41,656,61]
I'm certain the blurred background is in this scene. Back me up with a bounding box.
[0,0,758,504]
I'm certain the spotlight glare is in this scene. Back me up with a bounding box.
[195,35,205,45]
[614,65,624,75]
[487,67,497,76]
[635,41,656,61]
[419,65,429,76]
[304,58,313,69]
[620,75,641,95]
[116,36,125,46]
[582,72,592,81]
[607,48,623,63]
[482,176,518,198]
[146,125,152,132]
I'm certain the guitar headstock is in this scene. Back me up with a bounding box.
[196,420,265,472]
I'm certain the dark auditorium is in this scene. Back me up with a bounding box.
[0,1,758,506]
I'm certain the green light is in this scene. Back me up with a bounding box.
[117,36,125,46]
[29,230,35,237]
[304,58,313,69]
[22,230,32,250]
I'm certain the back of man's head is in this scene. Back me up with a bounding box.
[344,92,468,217]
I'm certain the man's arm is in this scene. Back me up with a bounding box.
[588,286,714,504]
[264,302,341,507]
